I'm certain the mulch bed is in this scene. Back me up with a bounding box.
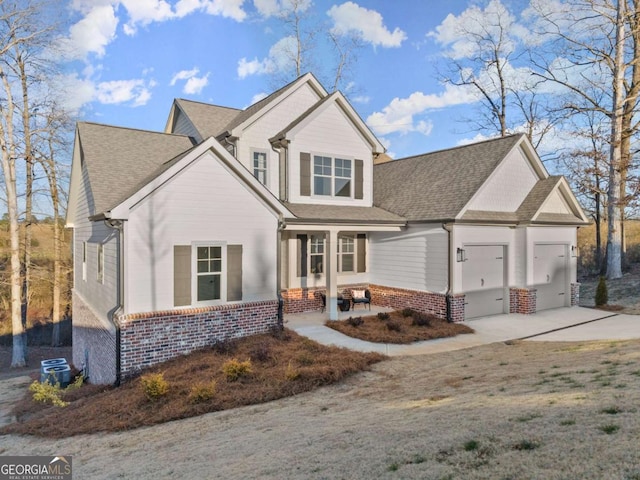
[325,309,474,344]
[1,329,385,438]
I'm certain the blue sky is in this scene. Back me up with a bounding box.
[60,0,529,159]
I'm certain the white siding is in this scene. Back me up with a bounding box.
[288,102,373,206]
[540,189,572,214]
[467,147,539,212]
[236,84,321,198]
[514,227,526,286]
[124,150,279,315]
[72,165,119,323]
[369,225,448,293]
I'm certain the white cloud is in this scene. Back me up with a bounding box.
[327,2,406,48]
[170,68,210,94]
[96,79,153,106]
[254,0,312,18]
[57,4,119,60]
[53,73,96,114]
[202,0,247,21]
[237,36,296,78]
[366,84,478,136]
[250,92,268,104]
[428,0,527,59]
[351,95,370,104]
[120,0,174,35]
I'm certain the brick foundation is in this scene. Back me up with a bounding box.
[281,284,369,314]
[571,283,580,306]
[72,292,118,385]
[118,300,279,379]
[369,284,465,323]
[509,288,537,314]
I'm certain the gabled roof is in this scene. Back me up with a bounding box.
[170,99,240,140]
[374,134,524,221]
[75,122,196,216]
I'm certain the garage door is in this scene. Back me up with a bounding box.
[462,245,505,319]
[533,244,567,311]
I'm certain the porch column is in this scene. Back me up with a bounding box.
[326,229,339,320]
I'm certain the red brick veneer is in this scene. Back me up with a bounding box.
[570,283,580,306]
[281,284,369,314]
[509,288,537,314]
[117,300,279,379]
[368,284,465,322]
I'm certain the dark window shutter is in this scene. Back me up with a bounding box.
[357,234,366,273]
[300,152,311,196]
[174,246,192,306]
[355,159,364,199]
[296,234,308,277]
[227,245,243,301]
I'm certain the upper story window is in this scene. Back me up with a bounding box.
[252,149,268,186]
[313,155,352,197]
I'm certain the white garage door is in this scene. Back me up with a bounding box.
[462,245,505,319]
[534,244,567,311]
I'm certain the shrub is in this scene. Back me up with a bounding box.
[377,312,390,321]
[222,358,253,381]
[29,380,68,407]
[595,276,608,306]
[188,381,217,403]
[140,373,169,401]
[249,341,272,363]
[401,308,415,317]
[463,439,479,451]
[296,352,315,366]
[346,316,364,327]
[211,337,238,355]
[386,321,402,332]
[284,361,300,381]
[412,313,431,327]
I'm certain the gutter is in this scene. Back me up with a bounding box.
[276,215,286,329]
[104,218,124,386]
[442,223,454,322]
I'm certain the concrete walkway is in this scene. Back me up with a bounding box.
[284,306,640,356]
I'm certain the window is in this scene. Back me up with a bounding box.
[196,246,222,302]
[252,150,268,186]
[82,241,87,281]
[310,235,324,274]
[313,155,352,197]
[338,236,354,272]
[96,244,104,284]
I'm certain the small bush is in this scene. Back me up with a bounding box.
[463,439,479,451]
[222,358,253,381]
[412,313,431,327]
[513,439,540,451]
[377,312,390,321]
[296,352,315,366]
[284,361,300,381]
[599,424,620,434]
[29,381,68,407]
[346,316,364,327]
[66,375,84,391]
[595,276,608,306]
[401,308,415,317]
[140,373,169,401]
[601,406,622,415]
[211,338,238,355]
[188,381,217,403]
[249,341,272,363]
[386,321,402,332]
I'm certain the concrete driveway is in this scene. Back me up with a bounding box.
[286,307,640,356]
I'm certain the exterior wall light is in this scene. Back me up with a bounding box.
[456,247,467,262]
[571,245,579,258]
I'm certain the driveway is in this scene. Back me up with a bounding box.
[286,306,640,355]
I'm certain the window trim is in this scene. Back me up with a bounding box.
[337,235,355,273]
[251,148,269,187]
[312,153,353,198]
[96,243,104,284]
[191,242,227,306]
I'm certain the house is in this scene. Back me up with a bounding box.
[66,73,589,384]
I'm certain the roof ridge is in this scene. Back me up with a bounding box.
[376,133,525,166]
[79,121,193,138]
[176,98,241,112]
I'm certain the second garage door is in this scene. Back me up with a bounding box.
[534,244,567,311]
[462,245,506,319]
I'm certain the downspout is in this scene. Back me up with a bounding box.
[442,223,454,322]
[104,218,124,386]
[221,134,237,157]
[276,214,286,329]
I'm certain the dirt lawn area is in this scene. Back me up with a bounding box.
[1,338,640,479]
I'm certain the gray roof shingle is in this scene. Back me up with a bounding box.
[374,134,524,221]
[284,203,405,224]
[77,122,195,215]
[174,99,240,140]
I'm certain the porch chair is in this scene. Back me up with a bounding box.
[350,289,371,310]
